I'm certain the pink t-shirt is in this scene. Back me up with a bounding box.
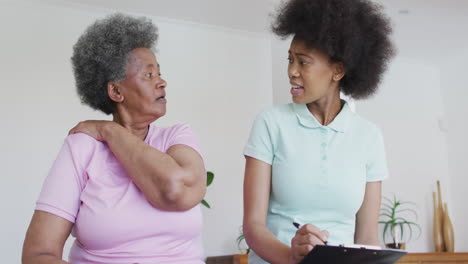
[36,124,205,264]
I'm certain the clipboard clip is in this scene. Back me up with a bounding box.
[337,244,382,250]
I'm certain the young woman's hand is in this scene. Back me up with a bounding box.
[289,224,329,264]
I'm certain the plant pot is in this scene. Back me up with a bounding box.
[386,243,406,250]
[240,248,250,255]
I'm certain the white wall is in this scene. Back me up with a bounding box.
[271,35,292,106]
[0,1,272,262]
[441,49,468,252]
[357,58,450,252]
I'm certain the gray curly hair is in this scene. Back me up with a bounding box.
[71,13,158,115]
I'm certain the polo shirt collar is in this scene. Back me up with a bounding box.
[292,100,353,133]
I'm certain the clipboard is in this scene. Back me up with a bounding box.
[299,244,407,264]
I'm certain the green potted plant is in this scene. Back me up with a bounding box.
[379,195,421,249]
[201,171,214,208]
[236,227,250,254]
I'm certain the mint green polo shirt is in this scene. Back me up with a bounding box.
[244,102,388,264]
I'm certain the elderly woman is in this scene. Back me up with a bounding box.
[243,0,395,263]
[22,13,206,264]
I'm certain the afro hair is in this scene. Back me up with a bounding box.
[71,13,158,114]
[272,0,395,99]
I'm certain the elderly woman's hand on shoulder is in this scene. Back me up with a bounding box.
[68,120,115,142]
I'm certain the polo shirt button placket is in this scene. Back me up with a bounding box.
[319,128,328,178]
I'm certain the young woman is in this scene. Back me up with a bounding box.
[242,0,395,263]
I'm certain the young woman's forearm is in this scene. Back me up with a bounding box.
[244,223,291,264]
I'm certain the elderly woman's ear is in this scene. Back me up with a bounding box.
[107,82,124,103]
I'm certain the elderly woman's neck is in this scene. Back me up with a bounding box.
[112,113,150,140]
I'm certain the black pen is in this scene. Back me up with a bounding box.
[292,222,328,245]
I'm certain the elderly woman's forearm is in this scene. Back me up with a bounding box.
[23,255,69,264]
[101,123,204,210]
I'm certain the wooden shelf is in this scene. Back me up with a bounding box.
[206,254,247,264]
[397,252,468,264]
[207,252,468,264]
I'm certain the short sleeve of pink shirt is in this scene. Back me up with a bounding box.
[35,134,91,223]
[35,123,205,264]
